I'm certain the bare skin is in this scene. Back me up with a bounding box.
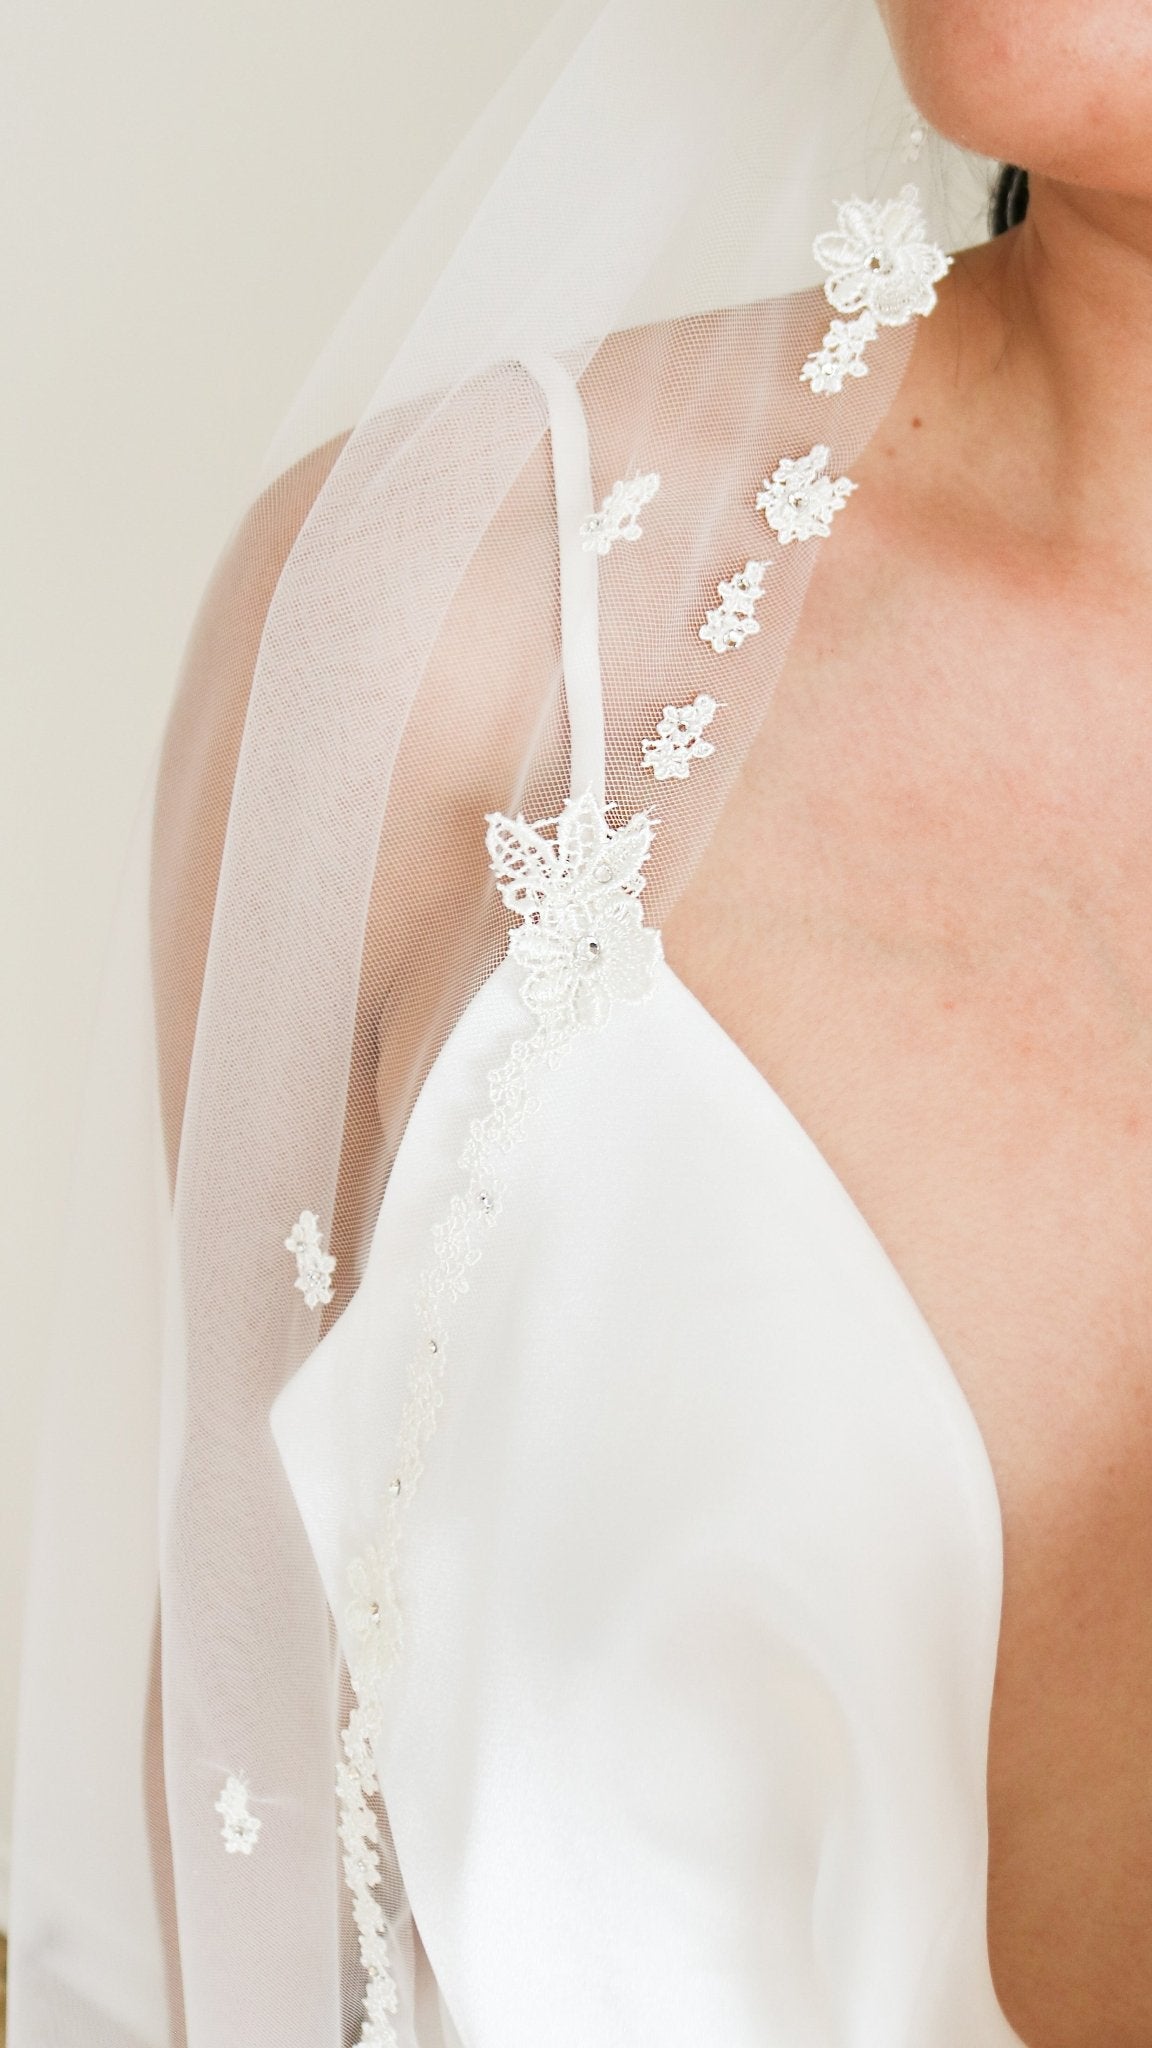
[662,10,1152,2037]
[664,189,1152,2047]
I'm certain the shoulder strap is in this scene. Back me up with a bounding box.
[519,354,606,809]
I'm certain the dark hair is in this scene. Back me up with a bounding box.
[990,164,1030,235]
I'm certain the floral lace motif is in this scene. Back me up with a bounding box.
[215,1774,261,1856]
[801,184,949,393]
[756,446,856,545]
[699,559,769,653]
[284,1210,336,1309]
[642,694,719,780]
[489,794,663,1031]
[337,1700,400,2048]
[813,184,951,328]
[579,471,661,554]
[801,311,878,396]
[336,791,662,2046]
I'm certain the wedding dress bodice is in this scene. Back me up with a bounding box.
[271,354,1024,2048]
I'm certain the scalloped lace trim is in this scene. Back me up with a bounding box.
[335,789,661,2044]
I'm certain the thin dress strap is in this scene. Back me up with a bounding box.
[519,354,606,809]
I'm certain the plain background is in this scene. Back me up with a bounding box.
[0,0,565,1919]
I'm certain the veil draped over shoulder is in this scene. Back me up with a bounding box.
[9,4,989,2043]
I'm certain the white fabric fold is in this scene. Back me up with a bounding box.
[274,953,1022,2046]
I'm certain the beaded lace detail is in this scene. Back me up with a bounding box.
[802,183,949,392]
[579,471,661,553]
[489,793,663,1031]
[642,694,720,779]
[215,1774,261,1856]
[756,446,856,544]
[801,311,878,395]
[699,559,769,652]
[813,184,951,327]
[284,1210,336,1309]
[336,790,661,2045]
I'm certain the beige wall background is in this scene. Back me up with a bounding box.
[0,0,563,1919]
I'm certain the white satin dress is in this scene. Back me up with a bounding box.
[271,356,1025,2048]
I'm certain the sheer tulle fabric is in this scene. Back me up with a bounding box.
[9,2,980,2042]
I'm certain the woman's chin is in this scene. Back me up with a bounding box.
[879,0,1152,200]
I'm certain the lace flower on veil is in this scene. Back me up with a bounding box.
[801,312,878,394]
[802,183,951,392]
[642,694,720,778]
[814,184,951,325]
[284,1209,336,1309]
[756,446,856,543]
[579,471,661,553]
[215,1775,261,1856]
[486,792,663,1036]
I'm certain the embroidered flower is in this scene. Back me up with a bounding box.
[813,184,951,327]
[756,446,856,545]
[642,694,720,779]
[284,1209,336,1310]
[699,559,769,653]
[215,1774,261,1856]
[579,472,661,554]
[486,792,662,1035]
[801,311,878,395]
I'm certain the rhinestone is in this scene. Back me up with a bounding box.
[388,1476,402,1498]
[478,1189,494,1212]
[427,1336,439,1355]
[592,860,612,883]
[584,937,602,958]
[369,1600,381,1620]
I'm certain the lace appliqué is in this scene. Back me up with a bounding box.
[802,184,949,392]
[642,694,719,780]
[336,791,661,2047]
[579,471,661,554]
[801,312,878,395]
[215,1774,261,1856]
[336,1702,399,2048]
[489,793,663,1031]
[699,559,769,653]
[284,1209,336,1309]
[814,184,951,327]
[757,446,856,545]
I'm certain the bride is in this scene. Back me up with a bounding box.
[9,2,1152,2045]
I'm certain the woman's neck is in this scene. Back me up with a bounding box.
[936,175,1152,568]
